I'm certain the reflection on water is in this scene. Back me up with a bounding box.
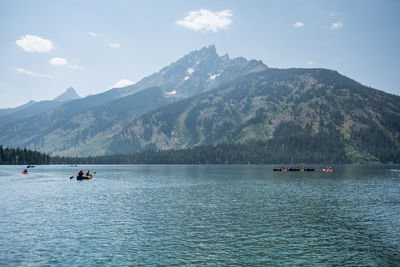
[0,165,399,266]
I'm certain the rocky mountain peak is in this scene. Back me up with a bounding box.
[118,45,267,98]
[54,87,81,102]
[198,44,217,56]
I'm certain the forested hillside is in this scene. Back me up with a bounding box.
[108,68,400,163]
[51,139,350,164]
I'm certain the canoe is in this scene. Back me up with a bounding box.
[77,175,92,180]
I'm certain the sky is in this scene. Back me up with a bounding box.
[0,0,399,108]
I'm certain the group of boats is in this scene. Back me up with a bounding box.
[273,167,314,172]
[20,166,95,180]
[21,165,333,178]
[274,167,334,172]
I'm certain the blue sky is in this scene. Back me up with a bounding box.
[0,0,399,108]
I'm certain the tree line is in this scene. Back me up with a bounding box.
[51,134,373,165]
[3,125,399,165]
[0,145,50,165]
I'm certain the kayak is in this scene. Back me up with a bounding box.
[77,175,92,180]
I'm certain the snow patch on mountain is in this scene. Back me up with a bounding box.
[209,73,221,80]
[187,68,194,75]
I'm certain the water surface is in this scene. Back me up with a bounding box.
[1,165,399,266]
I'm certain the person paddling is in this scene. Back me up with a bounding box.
[78,169,84,178]
[86,170,91,177]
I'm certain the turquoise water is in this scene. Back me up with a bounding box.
[1,165,399,266]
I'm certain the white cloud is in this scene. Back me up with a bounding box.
[187,68,194,74]
[307,60,315,65]
[331,21,343,30]
[165,90,177,95]
[14,67,49,77]
[16,35,53,53]
[109,42,121,49]
[184,76,190,81]
[88,32,98,37]
[294,22,304,28]
[176,9,233,32]
[112,79,135,88]
[49,57,68,66]
[49,57,82,69]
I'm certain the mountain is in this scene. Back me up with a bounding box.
[1,46,399,162]
[115,45,267,99]
[108,68,400,163]
[0,46,267,156]
[0,87,172,156]
[0,87,81,127]
[54,87,81,102]
[0,100,36,117]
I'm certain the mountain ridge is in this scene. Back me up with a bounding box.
[0,87,83,127]
[0,46,269,157]
[0,46,399,162]
[115,45,268,99]
[107,67,400,163]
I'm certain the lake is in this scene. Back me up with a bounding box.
[1,165,399,266]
